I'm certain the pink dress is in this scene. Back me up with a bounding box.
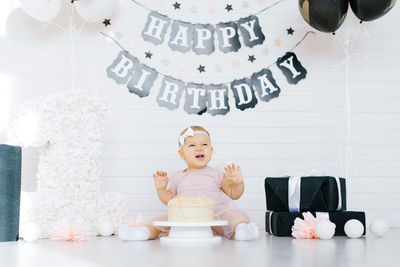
[147,166,253,239]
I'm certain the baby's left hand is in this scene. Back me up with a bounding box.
[223,163,244,185]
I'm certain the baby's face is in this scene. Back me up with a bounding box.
[179,133,212,170]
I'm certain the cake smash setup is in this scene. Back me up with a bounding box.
[0,0,397,249]
[153,197,228,243]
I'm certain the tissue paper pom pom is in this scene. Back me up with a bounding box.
[344,219,364,239]
[291,212,325,239]
[370,219,389,237]
[20,222,42,242]
[122,215,145,227]
[315,220,336,240]
[97,218,114,237]
[50,219,90,241]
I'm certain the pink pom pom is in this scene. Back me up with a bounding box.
[291,212,325,239]
[122,215,145,227]
[50,219,90,241]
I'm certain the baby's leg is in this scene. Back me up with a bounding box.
[145,224,161,240]
[118,213,169,241]
[216,209,258,241]
[118,225,150,241]
[234,222,259,241]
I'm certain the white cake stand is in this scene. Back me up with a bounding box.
[153,220,228,243]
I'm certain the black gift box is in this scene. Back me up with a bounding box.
[265,176,346,212]
[265,211,366,237]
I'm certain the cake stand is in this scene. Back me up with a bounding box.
[153,220,228,243]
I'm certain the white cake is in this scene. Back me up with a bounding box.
[167,196,215,222]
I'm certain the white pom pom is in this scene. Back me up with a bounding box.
[315,220,336,240]
[344,219,364,239]
[370,219,389,237]
[97,219,114,237]
[20,222,42,242]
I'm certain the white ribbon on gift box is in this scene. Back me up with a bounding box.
[268,211,273,234]
[267,173,342,235]
[288,174,343,212]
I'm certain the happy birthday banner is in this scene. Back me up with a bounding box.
[105,32,311,116]
[142,12,265,55]
[104,0,311,116]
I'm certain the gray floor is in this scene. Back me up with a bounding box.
[0,229,398,267]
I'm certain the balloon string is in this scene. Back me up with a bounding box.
[101,30,315,85]
[46,22,69,33]
[255,0,287,15]
[332,53,367,68]
[67,3,75,91]
[334,22,364,180]
[76,21,87,40]
[41,4,87,91]
[65,2,86,91]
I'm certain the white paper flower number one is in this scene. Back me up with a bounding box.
[7,89,128,238]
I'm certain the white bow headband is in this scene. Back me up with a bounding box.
[178,127,210,148]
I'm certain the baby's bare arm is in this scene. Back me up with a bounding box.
[153,170,175,205]
[221,164,245,200]
[157,188,175,205]
[222,178,244,200]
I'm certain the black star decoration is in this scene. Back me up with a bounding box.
[71,0,78,3]
[145,51,153,59]
[197,65,205,73]
[102,19,111,27]
[173,2,181,9]
[225,4,233,12]
[287,27,294,35]
[248,55,256,63]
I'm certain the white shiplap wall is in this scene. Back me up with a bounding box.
[1,0,400,229]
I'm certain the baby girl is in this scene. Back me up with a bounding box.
[119,126,259,241]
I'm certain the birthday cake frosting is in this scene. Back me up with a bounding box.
[167,196,215,222]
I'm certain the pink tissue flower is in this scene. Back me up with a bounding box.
[50,219,89,241]
[291,212,325,239]
[122,215,145,227]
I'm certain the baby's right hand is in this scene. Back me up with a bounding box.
[153,170,169,190]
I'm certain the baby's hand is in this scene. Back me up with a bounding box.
[153,170,169,190]
[223,163,244,185]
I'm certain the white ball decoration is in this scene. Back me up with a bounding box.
[344,219,364,239]
[370,219,389,237]
[20,222,42,242]
[315,220,336,240]
[97,219,114,237]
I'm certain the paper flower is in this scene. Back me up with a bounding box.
[122,215,145,227]
[291,212,325,239]
[50,219,90,241]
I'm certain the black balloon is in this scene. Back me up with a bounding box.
[349,0,397,22]
[298,0,349,33]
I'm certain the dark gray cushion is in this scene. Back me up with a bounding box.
[0,144,22,242]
